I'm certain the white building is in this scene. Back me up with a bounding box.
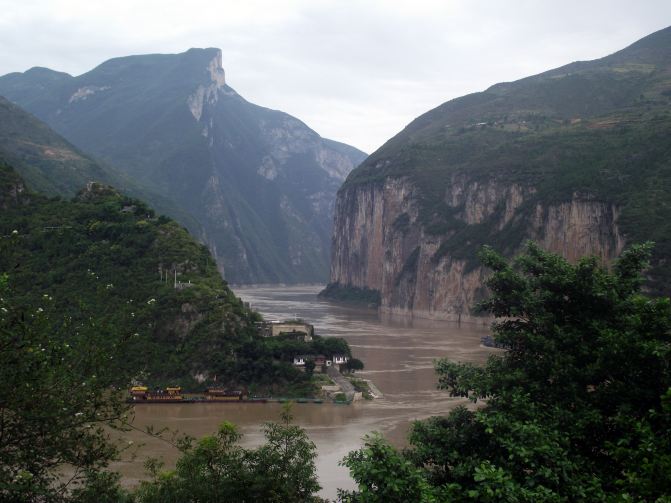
[332,354,349,365]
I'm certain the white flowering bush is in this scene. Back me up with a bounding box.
[0,273,131,501]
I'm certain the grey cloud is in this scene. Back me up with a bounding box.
[0,0,669,152]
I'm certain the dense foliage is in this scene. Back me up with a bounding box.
[342,243,671,502]
[0,269,131,502]
[0,163,255,386]
[234,333,353,397]
[319,282,381,307]
[0,281,324,502]
[0,164,352,394]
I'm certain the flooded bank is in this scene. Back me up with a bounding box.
[113,285,494,499]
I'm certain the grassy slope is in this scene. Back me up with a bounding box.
[0,96,114,196]
[342,26,671,294]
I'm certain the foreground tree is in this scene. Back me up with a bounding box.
[342,242,671,502]
[0,273,131,502]
[135,404,322,503]
[345,358,364,374]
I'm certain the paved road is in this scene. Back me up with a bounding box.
[327,366,355,400]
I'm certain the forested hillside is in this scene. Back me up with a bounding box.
[0,95,203,232]
[0,163,350,393]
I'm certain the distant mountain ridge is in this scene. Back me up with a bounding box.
[326,26,671,320]
[0,48,367,283]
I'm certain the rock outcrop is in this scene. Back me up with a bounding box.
[330,177,625,321]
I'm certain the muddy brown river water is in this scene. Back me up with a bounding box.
[112,285,495,499]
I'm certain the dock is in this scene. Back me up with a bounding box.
[362,379,383,399]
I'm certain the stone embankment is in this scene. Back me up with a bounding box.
[361,379,383,399]
[326,366,356,401]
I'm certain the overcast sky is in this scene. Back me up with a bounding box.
[0,1,669,153]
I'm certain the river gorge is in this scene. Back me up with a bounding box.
[113,285,496,499]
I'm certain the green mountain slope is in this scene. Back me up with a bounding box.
[328,26,671,318]
[0,96,115,196]
[0,163,257,385]
[0,49,367,283]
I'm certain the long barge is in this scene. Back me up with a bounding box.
[127,386,271,404]
[126,386,328,404]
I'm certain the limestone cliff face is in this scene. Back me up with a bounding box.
[330,176,625,321]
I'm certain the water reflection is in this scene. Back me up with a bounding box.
[113,285,494,499]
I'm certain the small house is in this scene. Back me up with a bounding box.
[332,354,349,365]
[293,355,309,366]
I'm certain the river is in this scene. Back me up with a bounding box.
[112,285,494,499]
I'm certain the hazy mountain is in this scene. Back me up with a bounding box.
[325,26,671,319]
[0,48,367,283]
[0,95,203,232]
[0,95,114,196]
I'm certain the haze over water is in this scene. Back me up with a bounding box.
[115,285,495,499]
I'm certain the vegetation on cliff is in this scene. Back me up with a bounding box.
[339,26,671,295]
[318,282,381,307]
[341,243,671,502]
[0,162,256,387]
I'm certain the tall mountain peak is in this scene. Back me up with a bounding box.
[206,48,226,87]
[0,48,367,284]
[181,47,226,86]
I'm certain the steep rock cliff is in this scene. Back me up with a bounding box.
[330,177,625,321]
